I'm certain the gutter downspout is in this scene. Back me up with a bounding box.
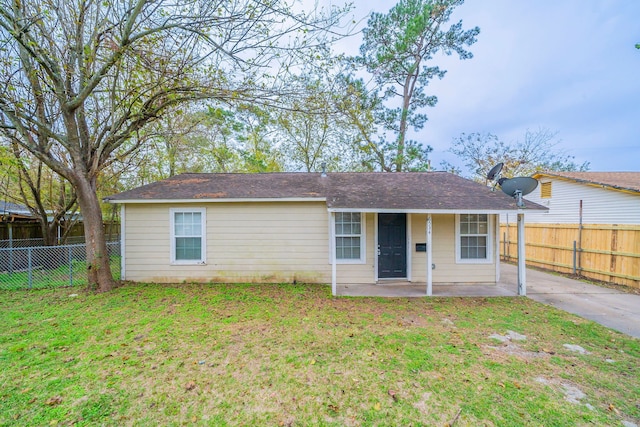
[120,205,126,281]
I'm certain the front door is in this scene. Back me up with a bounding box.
[378,213,407,279]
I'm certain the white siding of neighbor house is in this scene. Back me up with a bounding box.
[123,202,332,283]
[411,214,497,284]
[503,178,640,225]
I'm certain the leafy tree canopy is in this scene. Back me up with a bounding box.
[341,0,479,171]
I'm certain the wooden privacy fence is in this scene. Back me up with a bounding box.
[0,221,120,242]
[500,223,640,289]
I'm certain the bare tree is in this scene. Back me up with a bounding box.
[0,0,349,291]
[446,128,590,182]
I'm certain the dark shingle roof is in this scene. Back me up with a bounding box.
[533,172,640,194]
[0,201,33,216]
[105,172,545,211]
[0,202,31,213]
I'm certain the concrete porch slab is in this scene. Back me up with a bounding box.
[337,282,517,297]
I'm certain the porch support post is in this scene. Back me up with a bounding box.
[495,214,500,282]
[426,214,432,296]
[330,212,337,296]
[517,212,526,296]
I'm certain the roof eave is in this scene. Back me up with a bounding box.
[533,172,640,196]
[104,197,328,204]
[104,198,548,213]
[327,207,547,214]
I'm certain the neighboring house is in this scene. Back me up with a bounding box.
[105,172,545,295]
[502,171,640,289]
[517,172,640,224]
[0,201,87,243]
[0,201,34,221]
[0,201,38,241]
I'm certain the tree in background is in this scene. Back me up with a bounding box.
[275,67,365,172]
[342,0,479,171]
[443,128,590,182]
[0,0,349,291]
[118,105,268,187]
[5,146,79,245]
[234,105,283,173]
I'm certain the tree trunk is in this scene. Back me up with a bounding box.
[74,174,116,292]
[397,67,418,172]
[42,221,58,246]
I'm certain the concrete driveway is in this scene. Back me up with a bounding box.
[499,263,640,339]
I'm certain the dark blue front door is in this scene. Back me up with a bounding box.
[378,213,407,278]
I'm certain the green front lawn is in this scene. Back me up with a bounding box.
[1,283,638,426]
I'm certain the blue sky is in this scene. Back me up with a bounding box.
[332,0,640,172]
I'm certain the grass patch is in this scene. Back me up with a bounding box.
[0,283,638,426]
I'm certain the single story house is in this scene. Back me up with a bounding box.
[105,172,545,296]
[501,171,640,288]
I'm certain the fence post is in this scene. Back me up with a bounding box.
[503,232,507,261]
[578,200,583,274]
[28,247,32,289]
[8,224,13,275]
[69,245,73,286]
[572,240,577,275]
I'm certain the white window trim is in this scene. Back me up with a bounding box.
[170,207,207,265]
[333,212,366,264]
[455,213,493,264]
[406,214,412,281]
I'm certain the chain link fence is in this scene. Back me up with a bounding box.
[0,238,48,249]
[0,236,99,249]
[0,241,121,290]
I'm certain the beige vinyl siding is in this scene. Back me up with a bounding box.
[123,202,331,283]
[123,204,497,285]
[410,214,496,284]
[336,213,376,284]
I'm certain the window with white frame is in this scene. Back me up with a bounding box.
[335,212,364,262]
[456,214,490,262]
[170,208,206,264]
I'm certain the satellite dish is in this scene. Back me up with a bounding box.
[487,163,503,181]
[486,162,504,191]
[500,177,538,207]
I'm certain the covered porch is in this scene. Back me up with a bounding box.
[329,211,529,297]
[337,262,523,297]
